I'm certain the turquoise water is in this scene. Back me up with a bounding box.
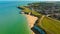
[0,1,36,34]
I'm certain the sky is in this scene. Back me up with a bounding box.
[0,0,60,1]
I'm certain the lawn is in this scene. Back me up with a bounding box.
[38,16,60,34]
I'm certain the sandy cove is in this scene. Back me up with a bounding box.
[25,14,38,34]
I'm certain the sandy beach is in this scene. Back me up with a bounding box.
[25,14,38,34]
[25,14,38,28]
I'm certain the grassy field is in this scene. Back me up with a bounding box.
[38,16,60,34]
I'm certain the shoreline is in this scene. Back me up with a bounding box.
[25,14,38,34]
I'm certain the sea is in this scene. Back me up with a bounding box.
[0,1,36,34]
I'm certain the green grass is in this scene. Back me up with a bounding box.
[39,16,60,34]
[41,16,60,34]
